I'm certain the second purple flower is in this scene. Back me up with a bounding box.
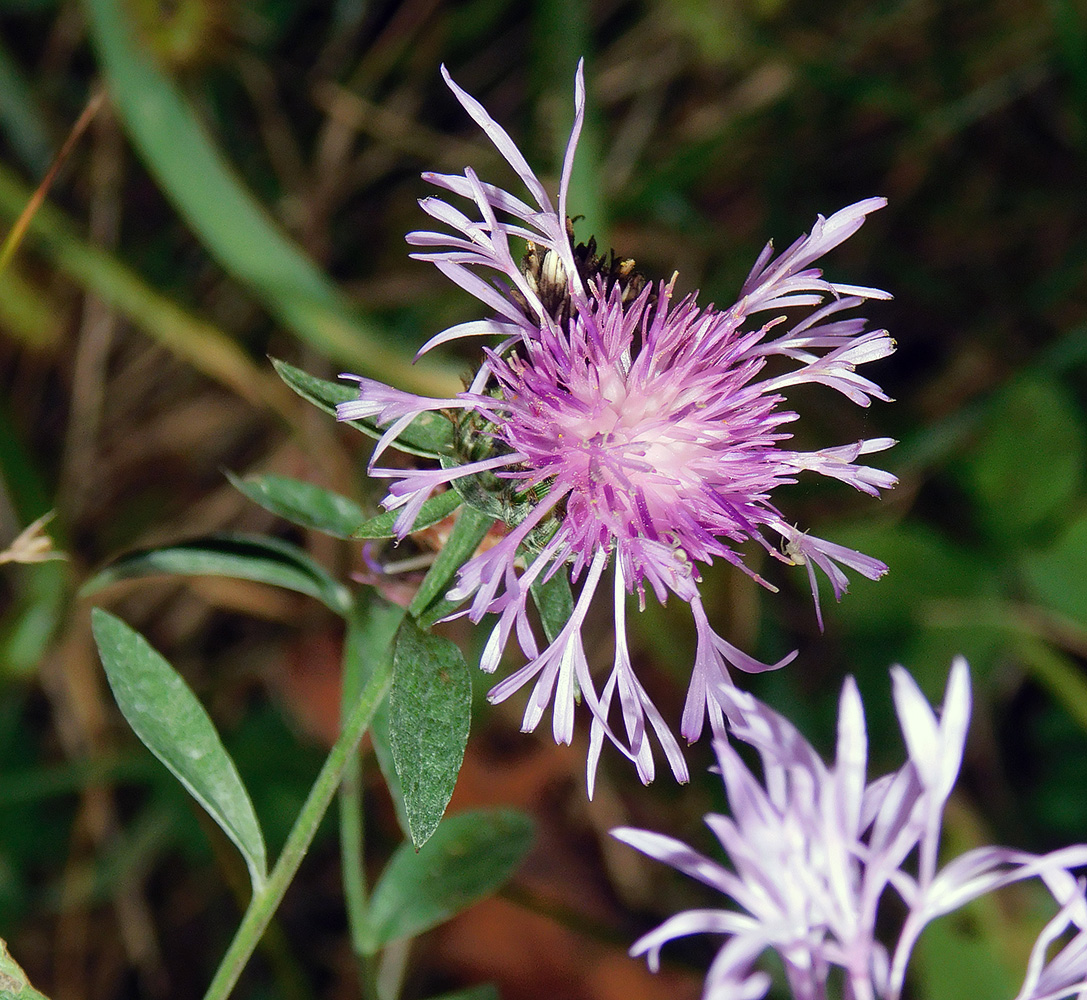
[339,61,897,791]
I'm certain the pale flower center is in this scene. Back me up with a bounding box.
[553,374,715,522]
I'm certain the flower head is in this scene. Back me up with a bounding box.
[613,658,1087,1000]
[338,61,897,791]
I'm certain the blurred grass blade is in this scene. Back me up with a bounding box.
[91,609,268,892]
[0,89,104,276]
[363,809,533,952]
[0,40,53,175]
[271,358,455,458]
[82,0,458,396]
[0,163,293,416]
[81,534,352,617]
[1015,636,1087,733]
[226,471,367,539]
[0,261,66,348]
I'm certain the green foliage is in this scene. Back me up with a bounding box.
[409,506,494,625]
[344,594,410,834]
[363,809,533,952]
[271,358,456,459]
[90,609,268,892]
[958,377,1086,543]
[5,0,1087,993]
[910,908,1024,1000]
[353,490,463,540]
[390,618,472,848]
[530,562,575,644]
[81,0,455,395]
[1021,513,1087,632]
[81,533,352,617]
[425,987,499,1000]
[226,471,368,540]
[0,937,50,1000]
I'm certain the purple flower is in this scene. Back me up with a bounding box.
[338,61,896,791]
[613,658,1087,1000]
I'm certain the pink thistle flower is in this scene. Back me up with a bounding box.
[338,61,897,792]
[613,659,1087,1000]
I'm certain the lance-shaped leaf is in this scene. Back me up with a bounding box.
[226,471,368,539]
[391,618,471,848]
[90,609,267,892]
[81,533,351,617]
[410,505,493,626]
[271,358,454,459]
[363,809,533,952]
[353,490,462,541]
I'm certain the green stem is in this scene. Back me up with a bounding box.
[340,604,381,1000]
[340,751,369,943]
[201,652,393,1000]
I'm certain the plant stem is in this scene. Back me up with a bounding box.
[201,652,393,1000]
[340,602,382,1000]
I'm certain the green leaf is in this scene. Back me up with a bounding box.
[959,377,1086,542]
[364,809,533,952]
[82,0,457,396]
[90,609,267,892]
[0,937,50,1000]
[354,490,463,540]
[270,358,455,459]
[225,471,367,539]
[391,618,471,848]
[425,986,499,1000]
[531,564,574,644]
[410,506,494,625]
[1021,513,1087,632]
[81,533,351,617]
[343,592,409,836]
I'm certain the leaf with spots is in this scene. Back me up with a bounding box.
[390,617,471,848]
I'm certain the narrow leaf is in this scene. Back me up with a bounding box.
[354,490,462,540]
[531,564,574,644]
[425,986,499,1000]
[409,505,493,624]
[391,618,471,848]
[80,533,352,617]
[226,471,366,539]
[364,809,533,952]
[271,358,454,459]
[90,609,267,891]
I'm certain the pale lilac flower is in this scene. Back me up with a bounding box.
[338,61,897,790]
[613,658,1087,1000]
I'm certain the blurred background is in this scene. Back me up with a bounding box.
[2,0,1087,997]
